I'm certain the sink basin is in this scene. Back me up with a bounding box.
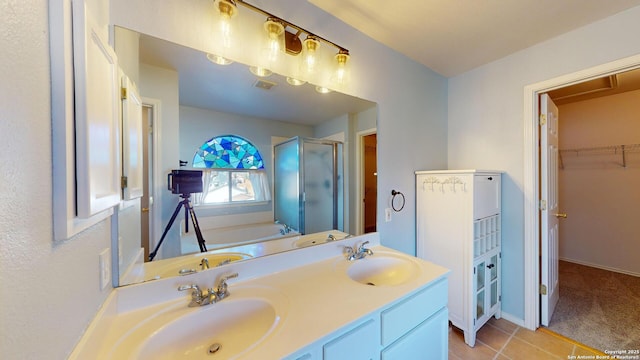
[143,252,252,280]
[292,230,350,248]
[111,287,287,359]
[339,252,420,286]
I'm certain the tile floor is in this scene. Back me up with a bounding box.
[449,318,606,359]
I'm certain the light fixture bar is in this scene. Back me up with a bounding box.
[234,0,349,54]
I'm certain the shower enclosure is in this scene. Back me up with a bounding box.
[273,137,344,234]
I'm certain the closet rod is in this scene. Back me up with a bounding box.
[559,143,640,169]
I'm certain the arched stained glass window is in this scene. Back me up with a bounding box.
[191,135,270,206]
[192,135,264,169]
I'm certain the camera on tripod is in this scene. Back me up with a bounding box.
[149,169,207,261]
[167,169,203,195]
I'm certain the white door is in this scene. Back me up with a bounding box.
[121,74,144,200]
[540,94,561,326]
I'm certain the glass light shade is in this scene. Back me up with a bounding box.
[300,36,321,75]
[250,66,273,77]
[216,0,237,50]
[262,18,285,64]
[315,86,332,94]
[332,50,351,86]
[206,53,233,65]
[286,77,306,86]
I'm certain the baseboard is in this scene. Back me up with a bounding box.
[559,257,640,277]
[499,311,526,328]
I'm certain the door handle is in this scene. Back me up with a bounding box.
[142,208,150,213]
[554,213,567,218]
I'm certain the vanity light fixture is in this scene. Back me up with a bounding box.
[286,77,306,86]
[332,49,351,86]
[214,0,351,86]
[301,35,320,75]
[315,86,332,94]
[206,53,233,65]
[249,66,272,77]
[262,17,285,64]
[216,0,237,50]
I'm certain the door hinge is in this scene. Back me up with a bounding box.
[121,176,128,189]
[499,295,502,301]
[539,114,547,126]
[121,87,128,100]
[540,200,547,211]
[540,284,547,295]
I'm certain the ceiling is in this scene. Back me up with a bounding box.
[309,0,640,77]
[138,32,375,125]
[135,1,640,123]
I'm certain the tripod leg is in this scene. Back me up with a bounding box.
[149,200,184,261]
[186,200,207,253]
[184,203,189,233]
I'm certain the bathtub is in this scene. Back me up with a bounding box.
[181,221,299,255]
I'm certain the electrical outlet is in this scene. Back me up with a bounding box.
[99,248,111,290]
[385,208,392,222]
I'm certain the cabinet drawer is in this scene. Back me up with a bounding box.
[381,308,448,360]
[474,175,500,220]
[323,319,377,359]
[380,278,447,347]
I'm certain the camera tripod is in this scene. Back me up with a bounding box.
[148,193,207,261]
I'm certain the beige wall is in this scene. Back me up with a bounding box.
[558,89,640,275]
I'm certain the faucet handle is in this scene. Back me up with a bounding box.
[357,241,370,251]
[219,272,239,284]
[178,284,203,298]
[216,273,239,300]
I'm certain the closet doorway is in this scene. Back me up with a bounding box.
[537,68,640,351]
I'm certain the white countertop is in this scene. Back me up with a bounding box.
[70,233,449,359]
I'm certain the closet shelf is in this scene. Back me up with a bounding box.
[559,143,640,169]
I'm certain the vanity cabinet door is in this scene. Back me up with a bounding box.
[381,308,448,360]
[323,319,377,360]
[72,0,121,217]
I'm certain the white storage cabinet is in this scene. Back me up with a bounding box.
[415,170,501,347]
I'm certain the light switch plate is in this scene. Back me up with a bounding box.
[99,248,111,290]
[385,208,392,222]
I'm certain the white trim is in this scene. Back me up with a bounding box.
[142,97,163,253]
[355,128,377,235]
[559,257,640,278]
[499,311,526,328]
[523,53,640,331]
[50,0,114,241]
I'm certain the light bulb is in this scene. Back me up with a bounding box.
[332,50,350,86]
[216,0,237,50]
[263,18,285,64]
[301,36,320,75]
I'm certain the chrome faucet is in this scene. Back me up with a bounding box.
[200,258,210,270]
[177,272,239,307]
[178,284,214,307]
[344,241,374,261]
[275,220,293,234]
[328,233,353,241]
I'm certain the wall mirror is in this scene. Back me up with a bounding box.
[113,27,378,286]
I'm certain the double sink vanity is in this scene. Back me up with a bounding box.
[71,233,449,359]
